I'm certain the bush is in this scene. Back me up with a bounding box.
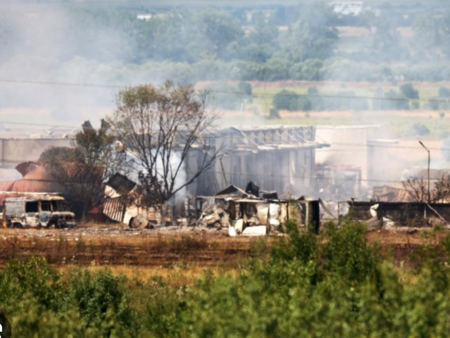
[410,122,430,136]
[427,97,440,110]
[381,89,409,110]
[439,86,450,98]
[400,83,419,99]
[66,269,133,330]
[272,89,300,111]
[269,108,280,119]
[238,81,252,96]
[6,221,450,337]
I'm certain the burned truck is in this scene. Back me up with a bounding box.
[2,196,76,228]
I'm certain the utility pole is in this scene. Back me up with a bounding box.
[419,141,430,203]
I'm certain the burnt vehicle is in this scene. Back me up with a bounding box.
[2,196,76,228]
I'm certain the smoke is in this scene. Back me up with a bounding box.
[0,4,135,125]
[0,2,445,202]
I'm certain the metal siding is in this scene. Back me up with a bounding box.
[4,200,25,217]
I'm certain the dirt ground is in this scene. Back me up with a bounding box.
[0,224,445,275]
[0,224,257,269]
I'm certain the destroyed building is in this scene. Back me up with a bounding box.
[102,126,328,227]
[185,126,329,198]
[315,125,399,200]
[191,184,321,236]
[348,201,450,229]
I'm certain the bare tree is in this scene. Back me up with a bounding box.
[41,126,128,221]
[108,81,220,210]
[403,175,450,203]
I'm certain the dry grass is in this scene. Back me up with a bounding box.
[0,226,259,269]
[57,263,236,283]
[0,225,446,275]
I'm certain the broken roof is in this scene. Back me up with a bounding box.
[208,125,329,152]
[215,185,256,198]
[106,173,136,194]
[5,195,65,202]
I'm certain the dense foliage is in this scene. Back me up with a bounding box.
[4,221,450,337]
[3,3,450,115]
[2,3,450,87]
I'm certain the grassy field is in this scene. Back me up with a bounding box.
[230,81,450,141]
[3,221,450,336]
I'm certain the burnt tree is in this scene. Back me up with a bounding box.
[403,175,450,203]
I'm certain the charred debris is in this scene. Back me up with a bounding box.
[186,183,321,236]
[0,122,449,233]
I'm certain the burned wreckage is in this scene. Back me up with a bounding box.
[102,126,328,233]
[192,184,321,236]
[347,201,450,230]
[2,195,76,228]
[1,121,447,232]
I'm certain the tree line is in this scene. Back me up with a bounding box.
[3,4,450,83]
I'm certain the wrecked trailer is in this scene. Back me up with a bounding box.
[2,195,76,228]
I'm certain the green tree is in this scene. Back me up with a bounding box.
[400,83,419,99]
[41,123,127,220]
[249,11,279,46]
[371,16,407,61]
[283,3,338,62]
[381,89,409,110]
[240,12,279,63]
[273,89,310,111]
[197,9,244,58]
[413,13,450,59]
[109,82,220,209]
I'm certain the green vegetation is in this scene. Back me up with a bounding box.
[3,1,450,118]
[4,3,450,85]
[4,221,450,336]
[272,89,304,111]
[410,122,431,136]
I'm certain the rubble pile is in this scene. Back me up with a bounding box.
[190,184,320,236]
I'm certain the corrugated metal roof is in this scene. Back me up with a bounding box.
[5,196,65,202]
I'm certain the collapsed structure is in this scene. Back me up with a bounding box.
[348,201,450,229]
[0,121,447,232]
[190,184,320,236]
[186,126,329,197]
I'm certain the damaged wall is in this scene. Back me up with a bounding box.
[186,126,326,198]
[348,201,450,227]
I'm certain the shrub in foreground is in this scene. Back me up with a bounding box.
[2,222,450,337]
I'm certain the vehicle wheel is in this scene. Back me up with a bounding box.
[12,222,22,228]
